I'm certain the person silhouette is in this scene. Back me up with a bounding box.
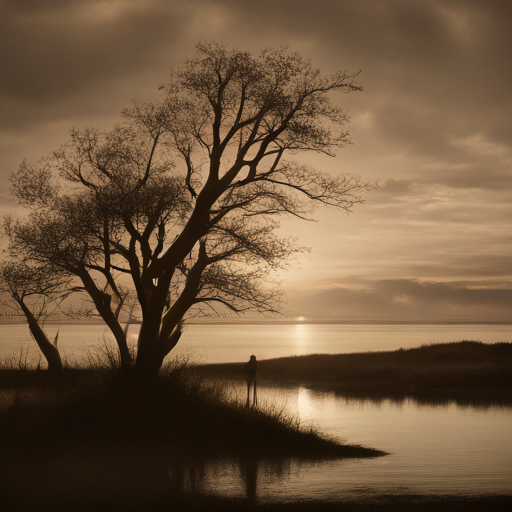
[243,355,257,406]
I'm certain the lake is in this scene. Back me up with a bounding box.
[1,322,511,502]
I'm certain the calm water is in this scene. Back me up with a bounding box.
[189,384,512,502]
[1,322,511,501]
[0,321,510,364]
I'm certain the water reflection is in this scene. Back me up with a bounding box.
[240,456,258,503]
[169,454,331,504]
[159,382,512,504]
[210,382,512,499]
[302,386,512,410]
[168,457,208,495]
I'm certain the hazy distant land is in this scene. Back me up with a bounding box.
[0,316,510,325]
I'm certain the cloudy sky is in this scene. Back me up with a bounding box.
[1,0,511,322]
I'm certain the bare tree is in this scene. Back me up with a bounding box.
[6,43,374,388]
[0,260,69,373]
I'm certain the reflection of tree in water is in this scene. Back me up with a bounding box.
[169,454,320,504]
[238,456,292,504]
[240,456,323,503]
[310,387,512,410]
[168,457,208,495]
[239,456,258,504]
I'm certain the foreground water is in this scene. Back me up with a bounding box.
[1,322,511,502]
[192,384,512,503]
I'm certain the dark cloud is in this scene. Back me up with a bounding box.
[446,254,512,278]
[1,1,180,100]
[373,279,512,309]
[376,178,415,196]
[0,1,202,132]
[287,279,512,321]
[2,0,510,187]
[422,162,512,191]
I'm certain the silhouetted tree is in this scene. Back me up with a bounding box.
[0,260,68,373]
[6,43,373,388]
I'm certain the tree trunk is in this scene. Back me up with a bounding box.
[18,301,63,373]
[134,318,163,388]
[100,307,133,369]
[79,269,132,369]
[158,323,183,367]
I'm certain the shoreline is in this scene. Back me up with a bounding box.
[0,317,510,326]
[194,341,512,400]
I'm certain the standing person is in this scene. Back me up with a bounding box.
[243,355,257,406]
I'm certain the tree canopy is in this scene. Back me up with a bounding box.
[4,43,373,385]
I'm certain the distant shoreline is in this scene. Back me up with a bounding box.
[0,317,510,326]
[0,317,106,325]
[188,319,512,325]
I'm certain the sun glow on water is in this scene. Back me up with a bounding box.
[293,322,311,349]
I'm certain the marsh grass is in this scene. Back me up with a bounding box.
[0,348,383,511]
[0,345,381,459]
[155,356,373,459]
[195,341,512,398]
[0,345,38,371]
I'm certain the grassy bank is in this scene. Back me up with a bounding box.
[194,341,512,397]
[0,359,383,511]
[0,362,383,457]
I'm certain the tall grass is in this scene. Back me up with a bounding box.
[0,346,38,371]
[156,357,341,457]
[195,341,512,394]
[0,347,381,459]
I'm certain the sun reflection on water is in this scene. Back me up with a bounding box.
[293,323,311,351]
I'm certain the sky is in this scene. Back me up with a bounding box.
[0,0,511,322]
